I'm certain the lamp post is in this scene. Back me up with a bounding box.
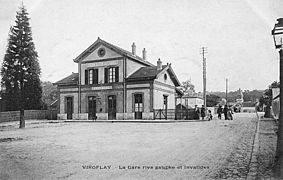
[272,18,283,178]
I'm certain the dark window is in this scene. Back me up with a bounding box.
[105,67,119,83]
[85,69,98,85]
[134,94,143,112]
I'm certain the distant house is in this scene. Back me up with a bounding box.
[54,38,182,120]
[177,94,204,108]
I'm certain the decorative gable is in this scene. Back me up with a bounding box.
[156,70,175,86]
[82,45,122,62]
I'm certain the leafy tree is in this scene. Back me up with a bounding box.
[206,94,221,107]
[41,81,58,109]
[0,4,42,128]
[182,80,195,95]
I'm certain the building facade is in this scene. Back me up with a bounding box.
[55,38,181,120]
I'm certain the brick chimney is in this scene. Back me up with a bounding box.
[142,48,146,60]
[132,42,136,55]
[157,58,162,70]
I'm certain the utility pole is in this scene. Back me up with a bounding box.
[226,78,228,105]
[200,47,208,109]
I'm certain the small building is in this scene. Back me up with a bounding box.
[54,38,181,120]
[178,94,204,108]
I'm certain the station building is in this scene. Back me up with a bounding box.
[55,38,182,120]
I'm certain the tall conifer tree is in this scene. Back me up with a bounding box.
[1,4,42,128]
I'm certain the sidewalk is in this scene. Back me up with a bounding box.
[247,112,277,179]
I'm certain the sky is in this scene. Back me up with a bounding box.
[0,0,283,92]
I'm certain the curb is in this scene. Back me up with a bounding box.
[246,112,260,179]
[63,119,209,123]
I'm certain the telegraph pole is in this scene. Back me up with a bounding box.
[200,47,208,109]
[226,78,228,105]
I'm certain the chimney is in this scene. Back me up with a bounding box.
[157,58,162,70]
[132,42,136,55]
[142,48,146,60]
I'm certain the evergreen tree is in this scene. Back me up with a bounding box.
[1,4,42,128]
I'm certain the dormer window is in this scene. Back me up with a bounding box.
[104,67,119,83]
[85,69,98,85]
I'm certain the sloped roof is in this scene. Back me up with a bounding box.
[127,64,181,86]
[54,73,78,85]
[73,37,154,66]
[127,65,167,80]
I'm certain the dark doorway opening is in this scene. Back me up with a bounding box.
[108,95,116,120]
[66,97,73,119]
[134,94,143,119]
[88,96,96,120]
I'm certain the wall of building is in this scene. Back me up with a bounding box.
[155,70,175,87]
[81,59,124,85]
[126,85,152,119]
[153,81,175,110]
[82,45,122,62]
[58,91,79,120]
[126,58,146,77]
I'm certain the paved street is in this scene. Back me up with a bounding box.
[0,113,258,180]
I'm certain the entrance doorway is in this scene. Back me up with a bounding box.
[108,95,116,120]
[163,95,168,120]
[134,94,143,119]
[66,97,73,119]
[88,96,96,120]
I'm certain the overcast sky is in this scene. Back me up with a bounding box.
[0,0,283,92]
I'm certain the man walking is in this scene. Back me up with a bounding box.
[217,104,222,119]
[223,105,228,120]
[201,105,206,120]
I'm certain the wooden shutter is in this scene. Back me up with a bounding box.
[115,67,119,82]
[93,69,98,84]
[85,69,88,85]
[104,68,108,83]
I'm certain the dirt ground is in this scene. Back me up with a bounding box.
[0,113,258,180]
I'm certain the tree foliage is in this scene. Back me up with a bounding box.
[1,4,42,111]
[181,80,195,95]
[206,94,221,107]
[41,81,58,109]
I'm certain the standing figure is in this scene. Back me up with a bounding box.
[217,105,222,119]
[201,105,206,120]
[207,110,213,121]
[223,105,228,120]
[194,105,200,120]
[228,108,233,120]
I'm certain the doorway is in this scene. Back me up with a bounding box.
[134,94,143,119]
[66,97,73,119]
[88,96,96,120]
[108,95,116,120]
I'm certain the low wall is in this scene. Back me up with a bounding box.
[0,110,57,123]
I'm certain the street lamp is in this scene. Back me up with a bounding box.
[272,18,283,178]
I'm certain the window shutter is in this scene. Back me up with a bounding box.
[85,70,88,85]
[115,67,119,82]
[104,68,108,83]
[94,69,98,84]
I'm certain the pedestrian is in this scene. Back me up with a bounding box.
[228,108,233,120]
[201,105,206,120]
[207,110,212,121]
[223,105,228,120]
[194,105,200,120]
[217,104,222,119]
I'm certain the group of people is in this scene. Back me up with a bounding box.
[217,104,233,120]
[193,105,213,121]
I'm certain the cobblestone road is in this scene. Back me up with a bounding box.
[0,113,258,179]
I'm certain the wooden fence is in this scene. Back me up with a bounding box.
[153,108,195,120]
[0,110,57,123]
